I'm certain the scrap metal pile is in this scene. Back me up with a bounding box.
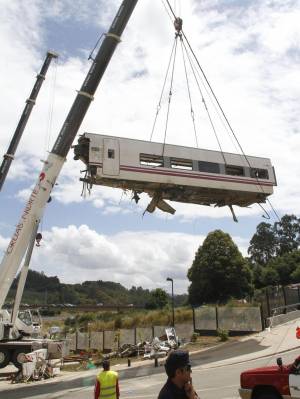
[105,327,179,360]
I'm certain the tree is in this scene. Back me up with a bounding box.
[187,230,252,305]
[248,215,300,267]
[266,249,300,286]
[145,288,168,309]
[274,214,300,256]
[248,222,277,265]
[261,267,280,287]
[250,263,265,289]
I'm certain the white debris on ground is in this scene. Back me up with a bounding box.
[105,327,180,360]
[12,341,67,383]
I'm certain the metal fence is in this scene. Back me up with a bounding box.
[256,285,300,324]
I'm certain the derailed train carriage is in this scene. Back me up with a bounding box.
[73,133,276,217]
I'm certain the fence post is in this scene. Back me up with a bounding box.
[134,327,137,345]
[215,306,219,332]
[192,308,195,331]
[282,286,287,313]
[75,330,79,352]
[103,330,105,351]
[266,287,271,317]
[259,304,265,330]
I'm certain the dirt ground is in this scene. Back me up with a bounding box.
[61,334,246,372]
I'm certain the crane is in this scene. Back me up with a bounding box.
[0,0,138,369]
[0,51,58,191]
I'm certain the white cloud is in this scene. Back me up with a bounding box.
[1,0,300,289]
[1,225,203,293]
[0,236,9,253]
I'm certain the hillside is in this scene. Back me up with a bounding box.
[7,270,187,307]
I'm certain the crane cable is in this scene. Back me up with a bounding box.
[160,0,174,23]
[163,0,280,221]
[159,0,201,151]
[44,56,58,154]
[162,34,178,156]
[160,0,228,163]
[179,35,198,148]
[184,42,242,158]
[165,0,245,156]
[41,55,59,236]
[181,39,228,166]
[149,38,177,142]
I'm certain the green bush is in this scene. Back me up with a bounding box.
[217,328,229,341]
[191,332,200,342]
[114,317,122,329]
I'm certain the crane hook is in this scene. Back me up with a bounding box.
[174,17,183,35]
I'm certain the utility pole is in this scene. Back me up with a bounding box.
[167,277,175,327]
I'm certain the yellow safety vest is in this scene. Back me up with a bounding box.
[97,370,118,399]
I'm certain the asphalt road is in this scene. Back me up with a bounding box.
[2,344,299,399]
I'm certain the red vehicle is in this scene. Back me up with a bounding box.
[239,356,300,399]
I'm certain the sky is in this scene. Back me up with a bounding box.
[0,0,299,295]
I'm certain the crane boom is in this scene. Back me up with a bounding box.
[0,51,58,191]
[0,0,138,310]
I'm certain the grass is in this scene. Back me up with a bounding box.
[42,307,194,334]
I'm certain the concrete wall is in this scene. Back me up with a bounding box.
[218,307,262,332]
[175,323,194,342]
[119,329,135,346]
[77,332,89,350]
[90,331,103,351]
[104,330,117,350]
[194,306,262,332]
[66,333,76,351]
[153,325,168,338]
[194,307,217,330]
[136,327,153,343]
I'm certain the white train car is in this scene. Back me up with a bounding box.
[74,133,276,215]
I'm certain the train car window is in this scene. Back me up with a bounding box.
[140,153,164,167]
[170,158,193,170]
[198,161,220,174]
[250,168,269,179]
[108,149,115,159]
[226,165,244,176]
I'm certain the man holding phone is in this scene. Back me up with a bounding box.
[158,350,199,399]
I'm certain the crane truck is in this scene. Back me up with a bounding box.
[0,0,138,369]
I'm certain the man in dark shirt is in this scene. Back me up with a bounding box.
[158,350,198,399]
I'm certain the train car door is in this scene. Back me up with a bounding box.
[103,138,120,176]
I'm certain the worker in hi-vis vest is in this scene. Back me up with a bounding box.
[94,359,120,399]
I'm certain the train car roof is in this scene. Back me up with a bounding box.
[83,132,272,163]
